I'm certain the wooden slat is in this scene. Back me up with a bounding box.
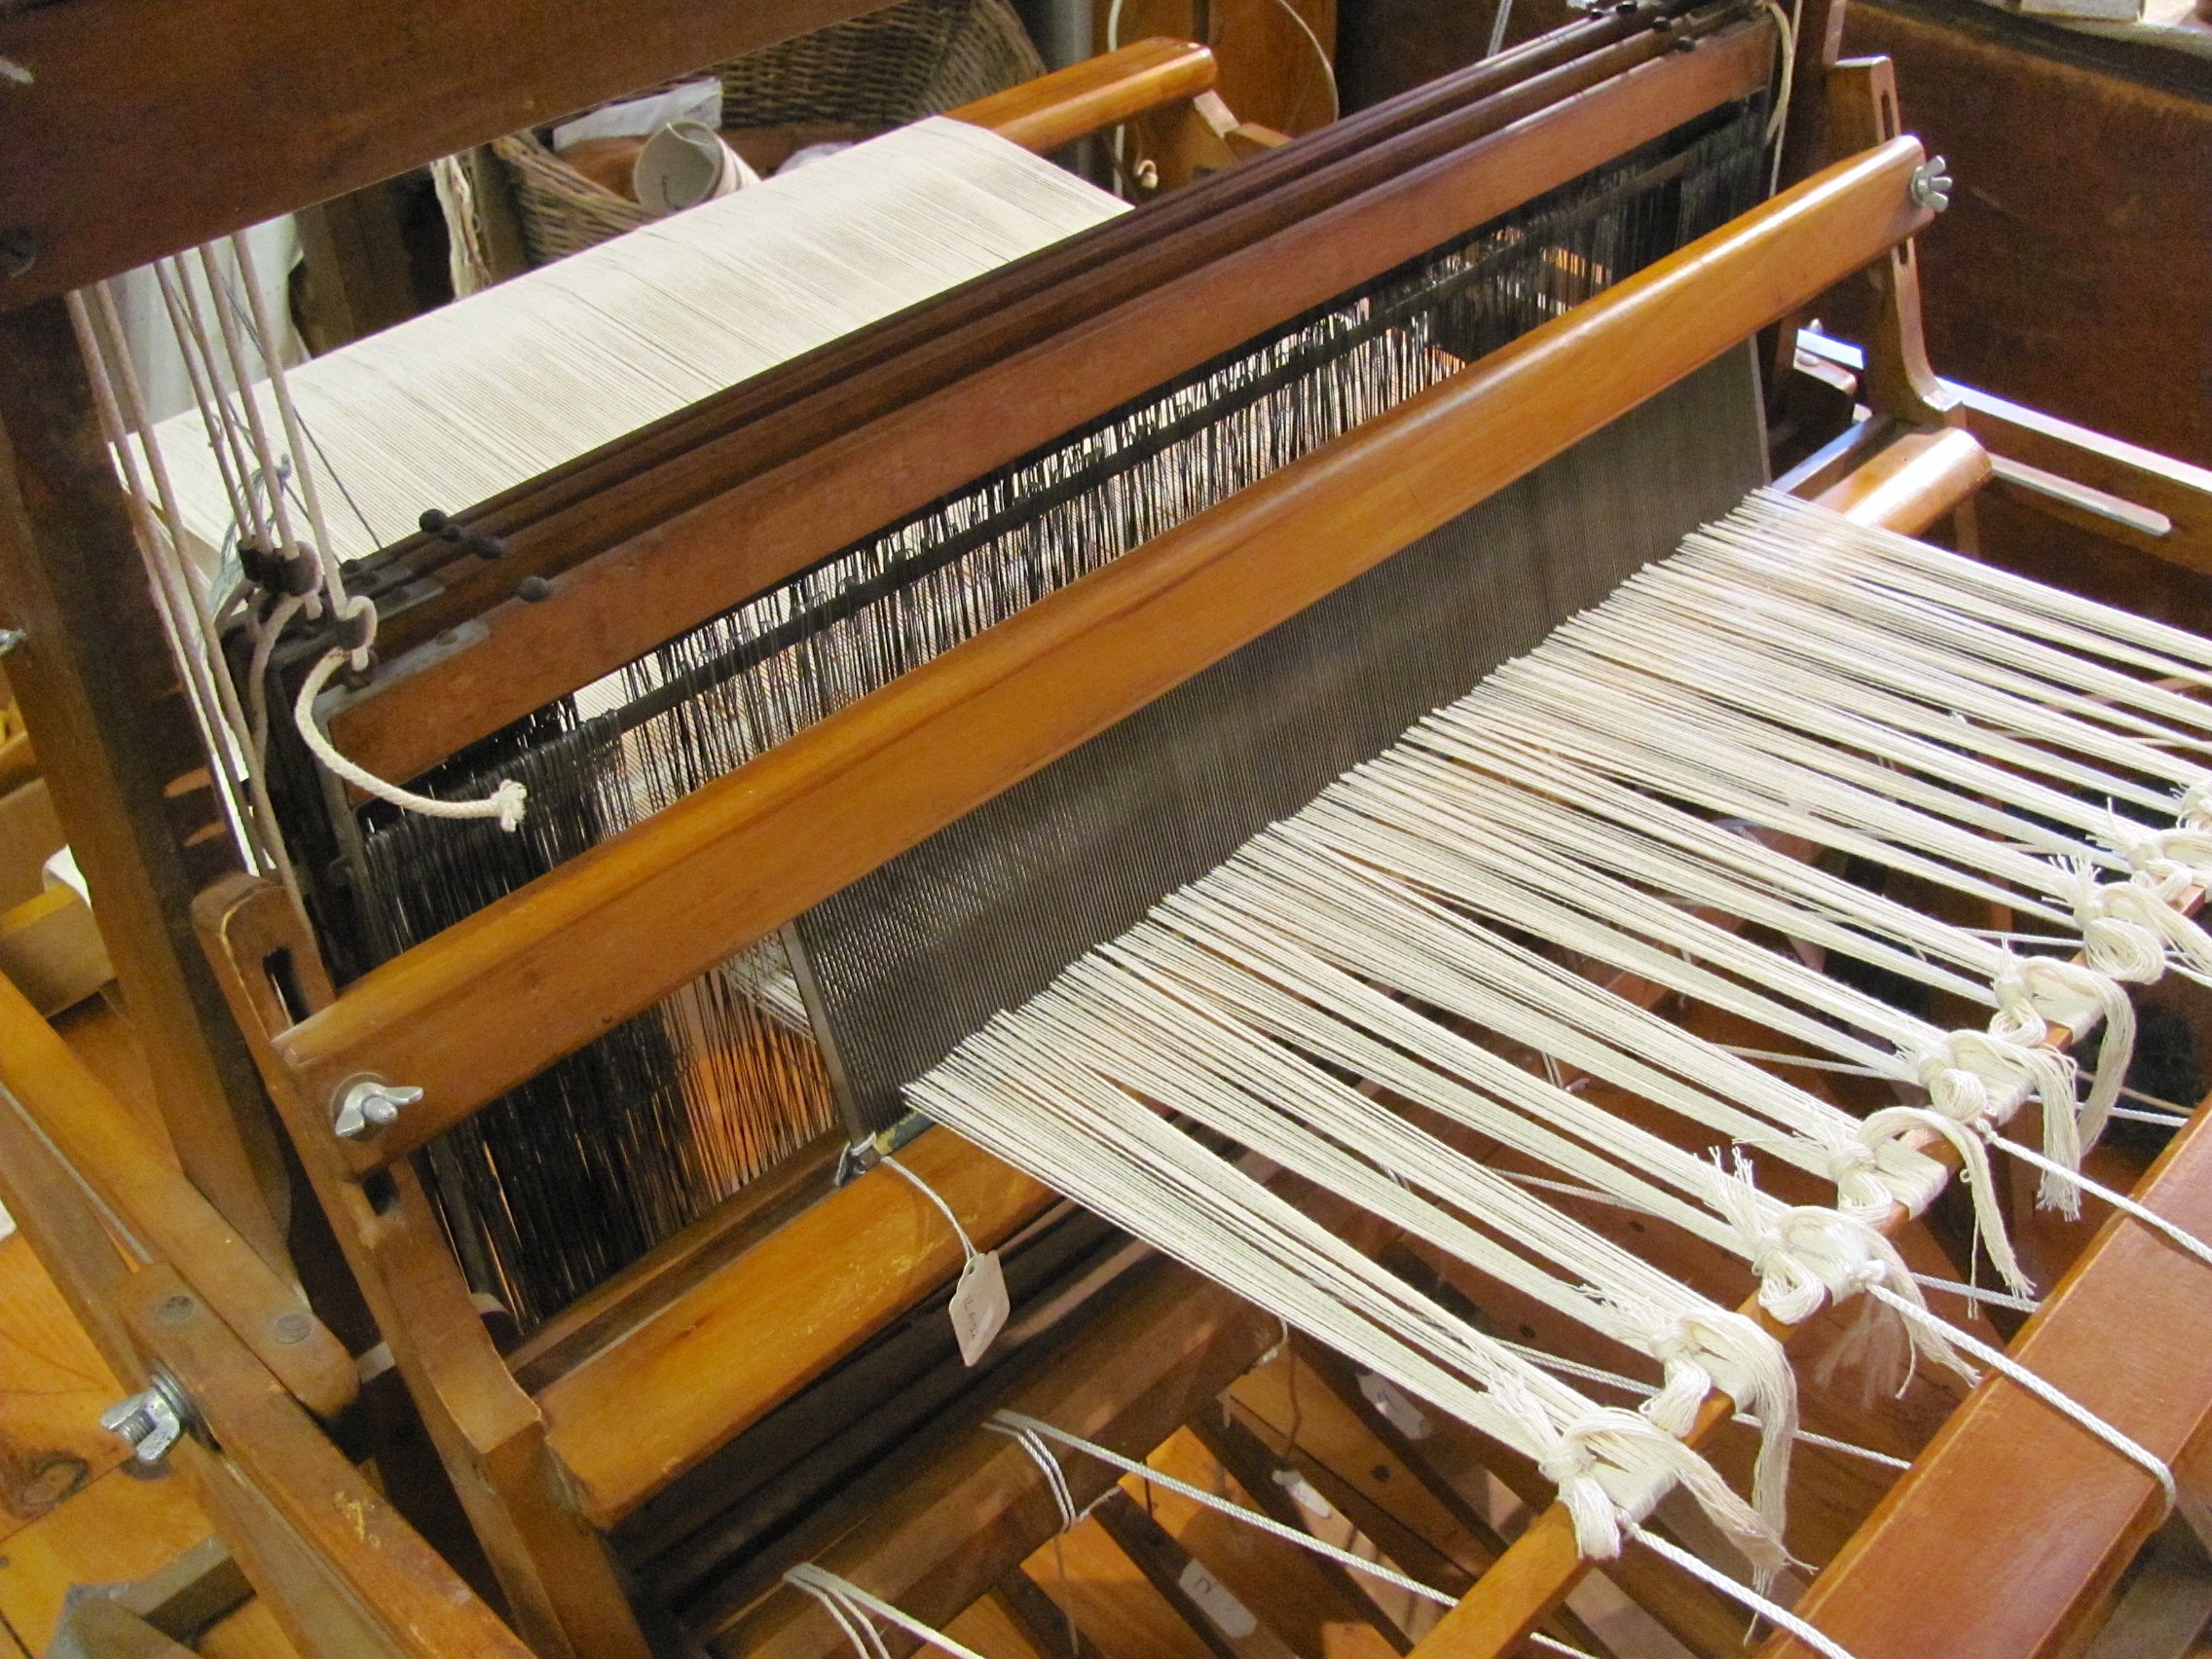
[0,969,356,1419]
[0,0,902,306]
[1755,1099,2212,1659]
[540,1124,1055,1527]
[273,134,1937,1165]
[0,300,294,1271]
[955,38,1219,153]
[328,20,1774,784]
[710,1259,1278,1656]
[118,1265,538,1659]
[1814,425,1991,535]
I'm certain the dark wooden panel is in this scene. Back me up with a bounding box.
[0,0,900,305]
[1846,0,2212,467]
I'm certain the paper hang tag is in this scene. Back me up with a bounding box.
[949,1251,1009,1366]
[1176,1561,1258,1639]
[1357,1371,1433,1441]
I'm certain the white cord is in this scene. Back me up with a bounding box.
[292,650,527,830]
[1629,1524,1860,1659]
[878,1152,980,1265]
[785,1564,994,1659]
[996,1411,1456,1605]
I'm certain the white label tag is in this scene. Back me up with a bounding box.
[1357,1371,1432,1441]
[948,1251,1009,1366]
[1177,1560,1258,1639]
[1273,1468,1334,1519]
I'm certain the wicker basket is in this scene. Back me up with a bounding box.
[481,0,1047,270]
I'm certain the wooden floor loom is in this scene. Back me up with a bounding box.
[7,1,2212,1656]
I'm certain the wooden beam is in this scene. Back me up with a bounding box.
[0,0,903,306]
[0,969,356,1419]
[329,21,1774,785]
[1755,1098,2212,1659]
[955,38,1219,154]
[117,1264,540,1659]
[0,299,294,1272]
[539,1124,1055,1527]
[711,1259,1279,1656]
[1813,425,1991,535]
[272,134,1937,1165]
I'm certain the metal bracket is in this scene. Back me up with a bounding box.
[832,1110,938,1187]
[331,1076,423,1141]
[99,1372,195,1465]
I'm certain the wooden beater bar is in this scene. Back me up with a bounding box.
[266,135,1940,1168]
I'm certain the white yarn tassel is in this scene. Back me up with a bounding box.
[1996,954,2135,1158]
[293,649,528,830]
[1862,1104,2034,1299]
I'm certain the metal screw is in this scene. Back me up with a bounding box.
[332,1077,423,1141]
[0,229,33,280]
[154,1293,196,1327]
[99,1374,192,1465]
[516,574,553,603]
[0,627,23,657]
[1909,156,1952,213]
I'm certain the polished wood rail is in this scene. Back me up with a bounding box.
[954,36,1219,154]
[267,135,1938,1167]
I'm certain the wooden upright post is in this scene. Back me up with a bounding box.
[0,297,294,1274]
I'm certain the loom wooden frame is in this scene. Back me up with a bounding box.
[8,0,2208,1650]
[186,129,1953,1657]
[0,990,533,1658]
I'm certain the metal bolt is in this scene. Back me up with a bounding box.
[154,1293,196,1327]
[99,1374,192,1465]
[271,1311,313,1346]
[516,574,553,603]
[332,1077,423,1141]
[1909,156,1952,213]
[0,229,33,280]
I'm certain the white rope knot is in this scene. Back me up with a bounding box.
[1911,1025,2085,1215]
[2101,814,2212,889]
[2180,776,2212,832]
[294,650,531,833]
[1861,1105,2037,1298]
[2058,855,2212,980]
[2053,860,2171,983]
[1531,1416,1635,1561]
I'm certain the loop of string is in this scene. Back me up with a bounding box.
[994,1411,1458,1606]
[784,1564,993,1659]
[294,651,529,830]
[877,1153,979,1267]
[982,1415,1080,1533]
